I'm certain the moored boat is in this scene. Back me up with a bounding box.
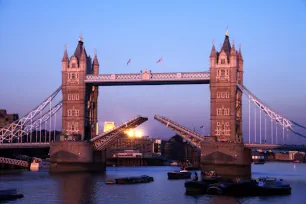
[184,180,210,194]
[0,189,23,201]
[106,175,154,185]
[168,170,192,180]
[184,171,221,194]
[253,160,266,164]
[206,177,291,196]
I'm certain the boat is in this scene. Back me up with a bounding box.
[106,175,154,185]
[170,161,178,166]
[0,189,23,201]
[167,170,192,180]
[184,171,221,194]
[184,180,210,194]
[206,177,291,196]
[253,160,266,164]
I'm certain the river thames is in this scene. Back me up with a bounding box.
[1,162,306,204]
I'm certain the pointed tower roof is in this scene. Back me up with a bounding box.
[62,45,68,62]
[73,34,87,60]
[93,48,99,66]
[238,44,243,60]
[221,27,231,55]
[210,40,217,58]
[80,44,87,61]
[230,40,236,56]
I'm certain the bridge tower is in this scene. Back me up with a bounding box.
[201,29,251,179]
[49,36,104,173]
[61,36,99,141]
[209,29,243,142]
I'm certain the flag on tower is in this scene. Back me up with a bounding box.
[156,57,163,63]
[127,58,131,66]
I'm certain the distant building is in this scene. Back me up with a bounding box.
[288,151,298,160]
[164,135,200,165]
[103,121,115,133]
[274,152,290,161]
[0,109,19,128]
[106,134,158,158]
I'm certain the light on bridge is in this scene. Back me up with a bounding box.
[125,129,143,138]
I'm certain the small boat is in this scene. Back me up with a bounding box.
[168,170,192,180]
[256,177,291,195]
[106,175,154,185]
[170,161,178,166]
[253,160,266,164]
[183,166,200,171]
[0,189,23,201]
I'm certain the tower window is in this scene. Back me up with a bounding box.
[224,109,230,115]
[68,94,79,100]
[217,108,223,116]
[68,73,79,80]
[217,92,221,98]
[71,63,76,68]
[225,92,229,98]
[221,59,225,64]
[220,70,225,77]
[225,69,229,76]
[221,93,225,98]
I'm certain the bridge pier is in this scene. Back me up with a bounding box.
[200,142,251,180]
[49,141,106,173]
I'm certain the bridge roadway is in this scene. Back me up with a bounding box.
[1,142,306,151]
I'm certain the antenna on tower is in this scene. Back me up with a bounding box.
[79,33,83,42]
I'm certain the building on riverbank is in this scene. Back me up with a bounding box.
[0,109,19,128]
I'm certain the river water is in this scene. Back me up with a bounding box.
[1,162,306,204]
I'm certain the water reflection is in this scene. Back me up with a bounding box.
[210,196,244,204]
[51,172,102,204]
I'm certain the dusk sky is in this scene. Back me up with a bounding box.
[0,0,305,143]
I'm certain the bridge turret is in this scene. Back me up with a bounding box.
[61,45,69,72]
[209,40,217,68]
[93,50,99,76]
[237,45,243,85]
[230,41,237,68]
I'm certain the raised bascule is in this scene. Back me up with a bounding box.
[1,30,306,177]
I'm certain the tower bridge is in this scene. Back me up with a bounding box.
[1,30,305,178]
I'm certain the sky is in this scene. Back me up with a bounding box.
[0,0,305,144]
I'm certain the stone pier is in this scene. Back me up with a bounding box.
[200,142,251,180]
[49,141,106,173]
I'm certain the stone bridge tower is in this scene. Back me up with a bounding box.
[209,29,244,142]
[61,36,99,141]
[201,29,250,180]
